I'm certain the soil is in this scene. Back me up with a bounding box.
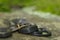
[0,10,60,40]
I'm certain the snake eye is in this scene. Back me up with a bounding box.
[19,24,21,26]
[23,24,27,25]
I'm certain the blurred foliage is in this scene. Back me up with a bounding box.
[0,0,60,15]
[0,0,11,12]
[35,0,60,15]
[0,0,33,12]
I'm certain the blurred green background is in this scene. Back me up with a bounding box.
[0,0,60,15]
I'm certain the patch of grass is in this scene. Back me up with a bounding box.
[33,0,60,15]
[0,0,60,16]
[0,0,11,12]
